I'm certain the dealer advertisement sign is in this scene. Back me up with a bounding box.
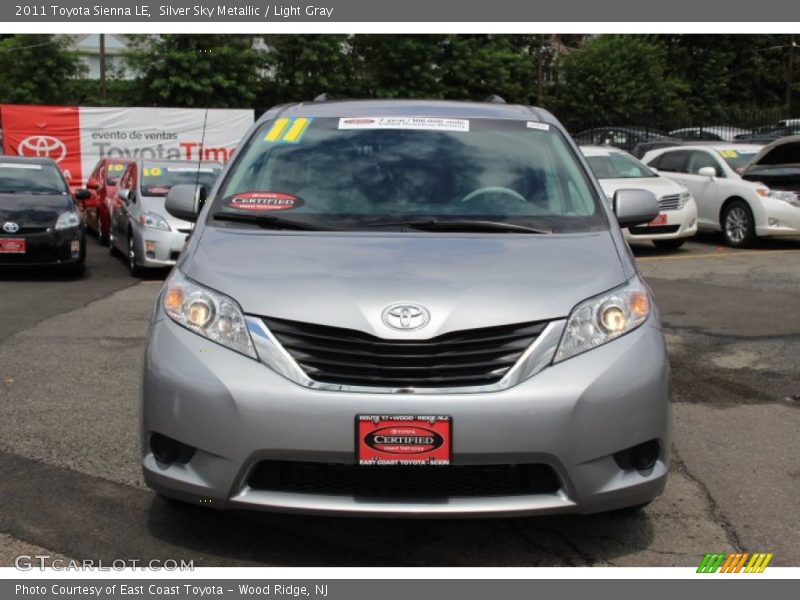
[0,104,254,187]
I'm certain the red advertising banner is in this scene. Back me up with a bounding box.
[1,105,82,186]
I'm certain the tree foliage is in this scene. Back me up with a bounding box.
[0,35,86,104]
[125,35,267,108]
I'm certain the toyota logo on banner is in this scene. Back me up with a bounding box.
[18,135,68,163]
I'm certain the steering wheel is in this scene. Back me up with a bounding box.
[460,186,528,204]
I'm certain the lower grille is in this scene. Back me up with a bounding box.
[658,194,683,211]
[247,461,561,498]
[262,317,547,388]
[629,224,680,235]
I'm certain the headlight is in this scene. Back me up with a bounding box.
[139,212,170,230]
[677,191,691,209]
[163,270,257,359]
[767,190,800,208]
[55,211,80,230]
[554,276,651,363]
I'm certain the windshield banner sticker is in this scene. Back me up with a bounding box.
[263,117,314,144]
[527,122,550,131]
[225,191,304,212]
[0,163,42,170]
[338,117,470,132]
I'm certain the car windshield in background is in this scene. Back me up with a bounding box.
[106,162,128,186]
[141,164,221,197]
[214,116,606,233]
[717,149,758,174]
[585,153,656,179]
[0,162,68,195]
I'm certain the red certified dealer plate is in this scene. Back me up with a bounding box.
[357,415,452,466]
[0,238,26,253]
[647,213,668,226]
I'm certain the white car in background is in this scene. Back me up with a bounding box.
[581,145,697,250]
[642,143,800,247]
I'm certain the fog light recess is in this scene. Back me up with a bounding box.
[149,433,195,464]
[614,440,660,472]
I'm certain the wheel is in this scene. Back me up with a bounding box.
[64,261,85,278]
[128,233,142,277]
[652,238,685,250]
[722,200,756,248]
[108,231,120,256]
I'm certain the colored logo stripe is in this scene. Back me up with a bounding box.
[697,552,773,573]
[263,117,314,144]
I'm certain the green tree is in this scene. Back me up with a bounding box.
[125,35,266,108]
[261,35,354,107]
[0,35,86,104]
[553,35,689,131]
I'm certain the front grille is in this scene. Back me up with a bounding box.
[628,224,680,235]
[658,194,683,211]
[263,317,548,388]
[247,461,561,498]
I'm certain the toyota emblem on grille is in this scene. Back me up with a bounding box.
[18,135,68,163]
[2,222,20,234]
[382,303,431,331]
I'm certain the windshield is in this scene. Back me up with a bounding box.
[106,162,128,186]
[585,153,656,179]
[141,163,221,197]
[717,149,758,174]
[0,162,68,195]
[213,116,606,232]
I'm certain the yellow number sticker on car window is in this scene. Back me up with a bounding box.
[109,163,124,172]
[143,167,162,177]
[718,150,738,158]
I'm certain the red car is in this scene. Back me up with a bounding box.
[80,158,132,245]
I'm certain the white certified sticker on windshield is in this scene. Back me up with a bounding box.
[166,167,217,173]
[0,163,42,170]
[526,122,550,131]
[338,117,470,132]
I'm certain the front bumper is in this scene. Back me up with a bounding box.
[755,196,800,237]
[624,200,698,242]
[0,228,83,267]
[142,311,671,517]
[132,225,191,268]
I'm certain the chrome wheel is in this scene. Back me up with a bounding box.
[725,206,748,244]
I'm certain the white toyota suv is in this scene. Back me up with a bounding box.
[642,143,800,247]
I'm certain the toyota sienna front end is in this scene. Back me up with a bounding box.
[141,99,670,516]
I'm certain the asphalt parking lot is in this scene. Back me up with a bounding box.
[0,233,798,567]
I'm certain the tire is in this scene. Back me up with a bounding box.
[64,261,85,278]
[652,238,685,250]
[108,231,120,256]
[722,200,756,248]
[128,233,142,277]
[97,218,108,246]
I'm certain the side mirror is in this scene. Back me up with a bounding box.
[165,184,206,223]
[613,189,660,228]
[697,166,717,179]
[74,189,91,201]
[87,178,100,190]
[117,189,130,203]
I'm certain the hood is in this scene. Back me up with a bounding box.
[141,195,193,230]
[0,193,73,227]
[185,228,628,337]
[742,136,800,191]
[597,176,686,198]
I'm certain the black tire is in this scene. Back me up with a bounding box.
[722,200,756,248]
[108,233,120,256]
[64,261,85,278]
[96,219,108,246]
[128,233,142,277]
[652,238,686,251]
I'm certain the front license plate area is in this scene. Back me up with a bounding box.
[357,415,452,466]
[647,213,668,226]
[0,238,26,253]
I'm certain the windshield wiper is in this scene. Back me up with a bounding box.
[212,211,335,231]
[362,219,553,234]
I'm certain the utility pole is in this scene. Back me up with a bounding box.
[537,34,545,105]
[99,33,106,103]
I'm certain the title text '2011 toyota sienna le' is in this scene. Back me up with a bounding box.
[142,99,671,517]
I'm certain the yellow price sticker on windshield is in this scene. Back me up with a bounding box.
[143,167,162,177]
[108,163,124,172]
[718,150,738,158]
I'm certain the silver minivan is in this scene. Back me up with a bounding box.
[142,99,670,517]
